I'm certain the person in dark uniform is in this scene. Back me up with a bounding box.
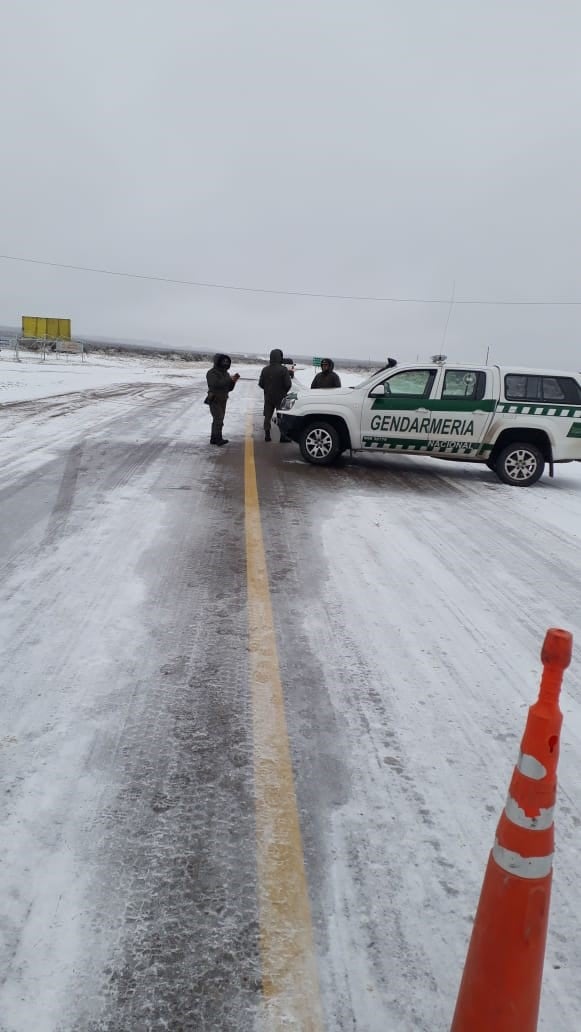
[311,358,341,389]
[205,353,240,445]
[258,348,293,442]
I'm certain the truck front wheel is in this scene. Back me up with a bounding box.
[300,422,341,465]
[494,442,545,486]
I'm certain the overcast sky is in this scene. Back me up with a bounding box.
[1,1,581,365]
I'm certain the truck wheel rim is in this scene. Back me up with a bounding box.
[504,448,538,481]
[306,427,333,458]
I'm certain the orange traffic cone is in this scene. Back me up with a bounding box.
[451,627,573,1032]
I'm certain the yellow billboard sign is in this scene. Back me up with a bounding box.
[22,316,71,340]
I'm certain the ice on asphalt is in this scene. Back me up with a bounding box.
[1,349,580,1031]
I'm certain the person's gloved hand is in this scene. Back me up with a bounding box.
[232,372,241,382]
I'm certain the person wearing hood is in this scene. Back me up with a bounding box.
[311,358,341,389]
[205,353,240,445]
[258,348,293,442]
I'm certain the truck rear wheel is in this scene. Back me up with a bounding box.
[299,422,341,465]
[494,442,545,486]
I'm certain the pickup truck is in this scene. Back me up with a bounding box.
[277,361,581,486]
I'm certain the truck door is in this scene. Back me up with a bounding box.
[361,367,440,453]
[427,368,496,457]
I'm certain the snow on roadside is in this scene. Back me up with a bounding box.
[0,351,211,405]
[308,453,581,1031]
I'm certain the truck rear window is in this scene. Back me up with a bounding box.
[504,375,581,404]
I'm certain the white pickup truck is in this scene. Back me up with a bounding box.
[277,361,581,486]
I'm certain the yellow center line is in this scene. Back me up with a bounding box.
[244,414,324,1031]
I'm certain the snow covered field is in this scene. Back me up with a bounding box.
[1,351,580,1030]
[0,350,210,404]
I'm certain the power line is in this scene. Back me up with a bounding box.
[2,252,581,307]
[441,279,456,349]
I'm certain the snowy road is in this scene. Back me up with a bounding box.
[1,355,580,1031]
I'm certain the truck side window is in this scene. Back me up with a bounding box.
[505,374,581,404]
[442,370,486,401]
[378,369,436,398]
[542,377,581,404]
[504,375,542,401]
[542,378,565,402]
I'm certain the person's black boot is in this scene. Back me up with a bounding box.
[265,430,271,442]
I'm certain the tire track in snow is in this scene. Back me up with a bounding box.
[42,443,83,545]
[76,409,261,1032]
